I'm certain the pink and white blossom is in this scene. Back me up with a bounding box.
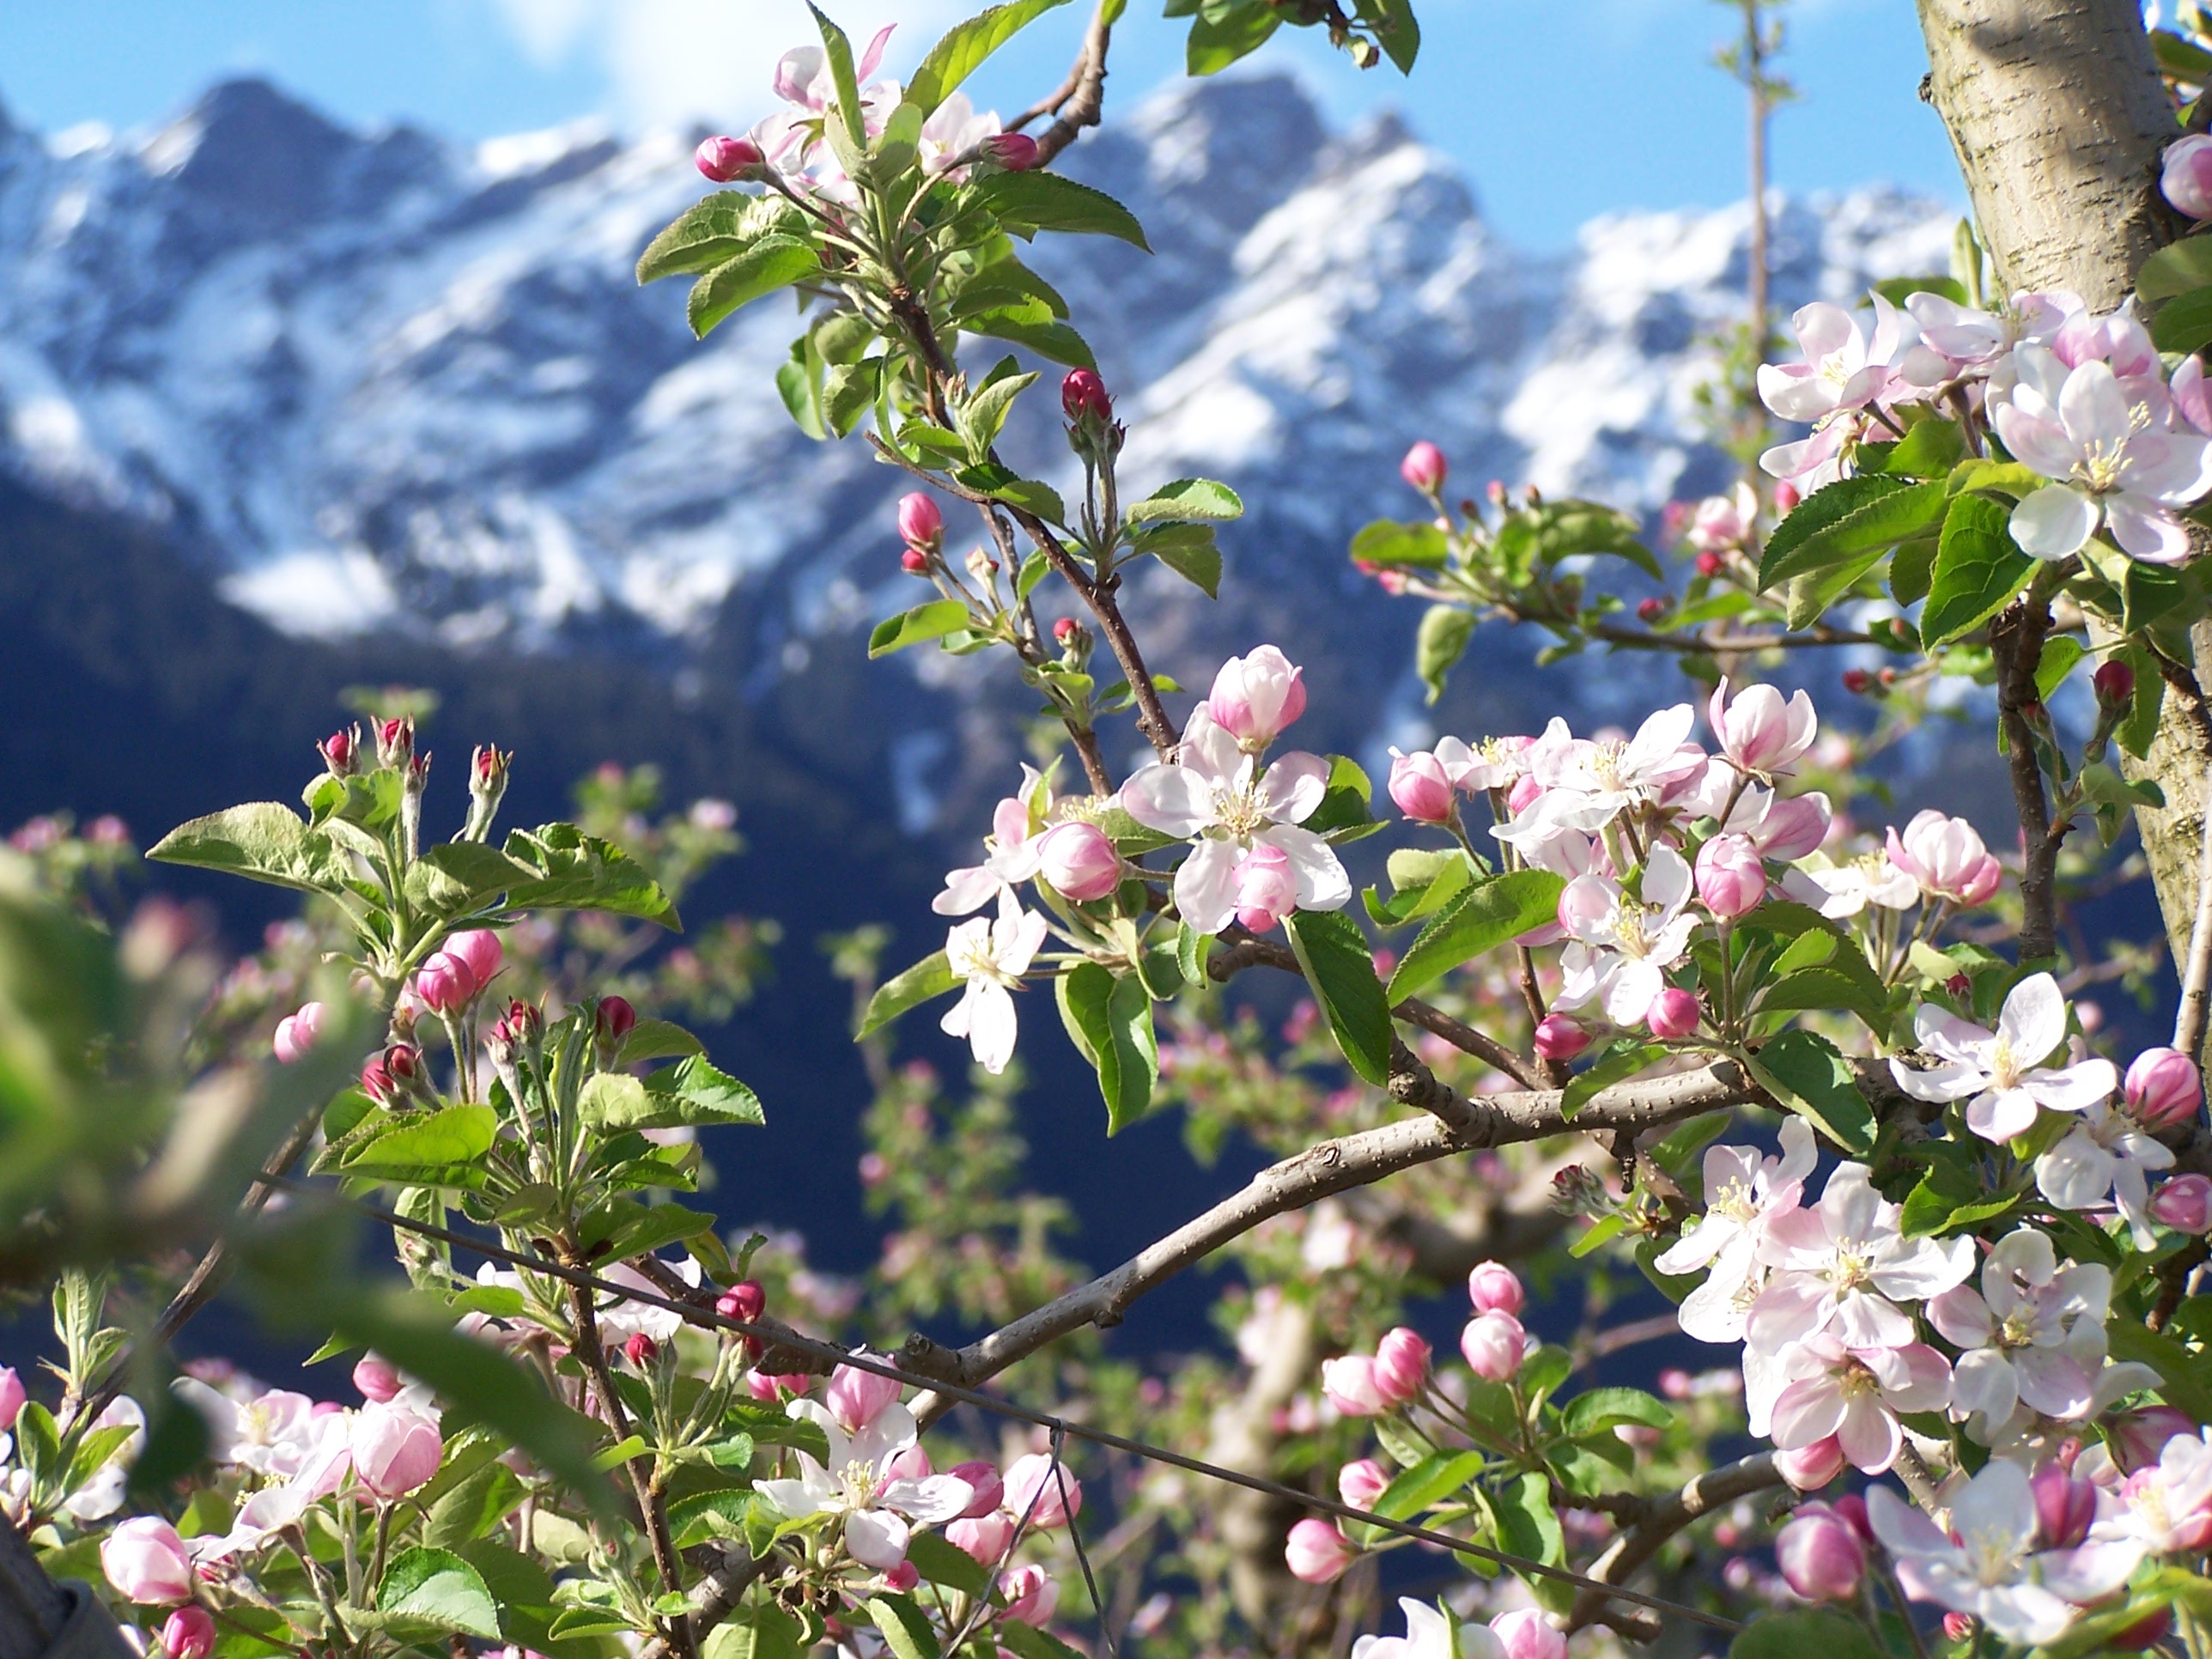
[1889,974,2116,1143]
[1554,844,1698,1025]
[755,1397,973,1571]
[1885,810,2003,906]
[1686,483,1758,554]
[2035,1094,2176,1249]
[2113,1426,2212,1552]
[1782,852,1919,919]
[1498,705,1704,846]
[1657,1116,1815,1344]
[1206,645,1307,749]
[1708,679,1817,776]
[1349,1598,1455,1659]
[1765,1332,1953,1474]
[940,890,1049,1076]
[2165,134,2212,220]
[1757,297,1932,425]
[1923,1227,2110,1438]
[934,771,1051,915]
[1752,1162,1973,1352]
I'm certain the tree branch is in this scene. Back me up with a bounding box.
[1565,1452,1785,1638]
[1023,3,1113,168]
[1992,592,2061,962]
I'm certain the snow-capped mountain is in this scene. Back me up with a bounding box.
[0,71,1954,823]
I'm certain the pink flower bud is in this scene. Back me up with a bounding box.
[2112,1406,2197,1473]
[716,1281,766,1324]
[1371,1328,1431,1406]
[1284,1518,1356,1584]
[593,995,636,1049]
[350,1399,443,1498]
[1002,1452,1080,1529]
[1695,549,1724,577]
[2096,658,2137,707]
[1832,1493,1872,1543]
[1887,810,2000,906]
[1753,792,1832,861]
[1637,597,1668,624]
[2127,1046,2202,1129]
[101,1518,194,1606]
[0,1368,22,1432]
[879,1561,920,1594]
[623,1333,659,1368]
[1708,679,1818,775]
[949,1511,1016,1562]
[1694,833,1765,919]
[1400,441,1447,494]
[444,929,504,990]
[320,726,359,775]
[1488,1608,1566,1659]
[1206,645,1307,747]
[2031,1462,2097,1549]
[824,1362,902,1433]
[1775,1504,1865,1602]
[2153,1174,2212,1234]
[352,1354,403,1403]
[897,492,945,551]
[1774,1435,1845,1490]
[744,1370,806,1402]
[1388,749,1456,825]
[1646,986,1702,1039]
[951,1460,1004,1518]
[1774,481,1801,512]
[1943,1613,1975,1643]
[161,1606,216,1659]
[1507,773,1545,816]
[1338,1457,1390,1510]
[884,1444,933,1482]
[1061,368,1112,424]
[1320,1354,1389,1418]
[1037,821,1121,902]
[985,132,1040,171]
[412,951,477,1015]
[999,1564,1059,1626]
[1533,1014,1589,1062]
[1461,1310,1527,1382]
[1233,842,1298,933]
[695,135,763,181]
[272,1000,326,1065]
[1467,1260,1524,1316]
[2166,134,2212,219]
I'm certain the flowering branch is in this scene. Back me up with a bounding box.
[1565,1452,1786,1638]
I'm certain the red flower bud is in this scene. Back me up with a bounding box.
[320,726,360,775]
[716,1281,766,1324]
[900,547,931,574]
[2095,658,2137,707]
[1061,368,1112,424]
[1695,550,1724,577]
[897,491,944,551]
[1637,597,1668,623]
[623,1333,658,1367]
[375,717,414,769]
[1842,667,1873,694]
[1053,617,1079,644]
[695,136,763,181]
[594,995,636,1048]
[985,132,1040,171]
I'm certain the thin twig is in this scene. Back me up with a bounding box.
[2174,760,2212,1060]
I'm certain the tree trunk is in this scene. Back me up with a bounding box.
[1915,0,2212,1047]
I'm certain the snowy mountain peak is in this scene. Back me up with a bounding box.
[0,70,1954,664]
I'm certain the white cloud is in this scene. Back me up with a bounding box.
[483,0,964,129]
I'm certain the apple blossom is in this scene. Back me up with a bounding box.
[1387,749,1455,824]
[1497,704,1703,845]
[1885,809,2003,906]
[271,1001,325,1064]
[1924,1226,2109,1437]
[1285,1517,1357,1583]
[1372,1328,1431,1404]
[824,1359,902,1434]
[1773,1436,1847,1491]
[2117,1426,2212,1551]
[1752,1162,1973,1352]
[1993,356,2210,562]
[1888,973,2117,1143]
[1708,678,1817,775]
[1061,368,1112,424]
[443,928,504,989]
[2166,134,2212,219]
[1467,1260,1524,1316]
[1776,1503,1865,1601]
[1489,1608,1566,1659]
[2095,656,2138,707]
[1338,1457,1390,1510]
[1401,441,1447,494]
[1002,1452,1081,1528]
[0,1368,22,1431]
[941,890,1048,1075]
[1766,1332,1953,1474]
[1035,820,1119,902]
[1461,1310,1527,1381]
[412,951,477,1016]
[1658,1115,1815,1344]
[2112,1407,2198,1473]
[160,1607,216,1659]
[101,1518,194,1605]
[1321,1354,1389,1417]
[1686,482,1757,553]
[694,135,761,181]
[1646,985,1701,1038]
[716,1281,766,1324]
[1000,1564,1058,1625]
[1757,297,1929,425]
[757,1398,974,1570]
[623,1333,658,1368]
[2031,1462,2098,1551]
[1783,850,1919,918]
[2124,1045,2202,1129]
[2035,1094,2176,1248]
[350,1399,443,1498]
[1746,789,1832,860]
[1532,1013,1589,1061]
[1692,833,1765,919]
[1349,1597,1455,1659]
[592,995,635,1048]
[1869,1461,2142,1645]
[1554,844,1698,1025]
[351,1355,402,1404]
[984,131,1039,171]
[949,1460,1003,1518]
[1905,289,2080,368]
[948,1511,1016,1562]
[1119,703,1349,933]
[1232,842,1299,933]
[1206,644,1308,749]
[2152,1174,2212,1233]
[897,492,944,551]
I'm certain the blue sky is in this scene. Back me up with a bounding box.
[0,0,1961,250]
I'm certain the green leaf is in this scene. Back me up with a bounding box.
[823,358,882,436]
[376,1548,501,1639]
[972,171,1151,250]
[1746,1029,1874,1154]
[1492,1470,1570,1612]
[1125,477,1244,525]
[1369,1451,1485,1522]
[2036,635,2087,701]
[702,1603,805,1659]
[1138,523,1222,597]
[1870,416,1966,478]
[903,1530,991,1596]
[1899,1146,2018,1238]
[1285,909,1394,1086]
[148,803,354,897]
[321,1104,497,1186]
[963,310,1097,370]
[1494,501,1662,580]
[424,1461,529,1549]
[1562,1044,1663,1120]
[1368,0,1420,71]
[863,1596,941,1659]
[1186,2,1281,73]
[1303,755,1382,841]
[1560,1388,1670,1438]
[500,823,680,929]
[810,4,866,145]
[2106,1320,2212,1427]
[907,0,1073,112]
[2139,235,2212,302]
[1729,1609,1883,1659]
[1947,458,2045,499]
[1758,475,1942,588]
[1922,491,2033,647]
[1385,871,1565,1005]
[1055,962,1158,1133]
[869,599,971,659]
[406,842,541,921]
[957,363,1036,455]
[1415,604,1475,702]
[2124,556,2192,635]
[617,1018,705,1067]
[636,192,797,283]
[686,237,820,338]
[1871,275,1967,307]
[1350,519,1449,569]
[2154,286,2212,355]
[857,951,958,1038]
[639,1055,767,1128]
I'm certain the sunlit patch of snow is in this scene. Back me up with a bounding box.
[219,549,399,637]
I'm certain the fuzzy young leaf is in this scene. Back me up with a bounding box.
[319,1105,497,1186]
[687,237,820,339]
[1350,520,1449,569]
[1415,604,1475,702]
[907,0,1072,112]
[375,1548,501,1639]
[1385,870,1565,1005]
[859,951,959,1037]
[1133,522,1223,596]
[149,804,355,898]
[1758,474,1939,588]
[973,171,1151,250]
[640,1055,767,1128]
[1559,1388,1670,1438]
[1285,908,1394,1085]
[1922,491,2033,647]
[638,193,797,283]
[870,600,971,659]
[501,823,679,928]
[1124,477,1244,526]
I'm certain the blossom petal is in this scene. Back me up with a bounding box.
[1965,1085,2041,1144]
[2106,494,2194,562]
[1891,1057,1988,1103]
[1996,973,2065,1064]
[1255,751,1330,825]
[1256,823,1352,912]
[1119,764,1215,837]
[2022,1059,2118,1115]
[1173,838,1243,936]
[1835,1395,1901,1473]
[1950,1347,2019,1429]
[844,1507,911,1571]
[2010,484,2099,559]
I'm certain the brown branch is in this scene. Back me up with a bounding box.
[1016,508,1177,757]
[1992,590,2061,962]
[2177,759,2212,1058]
[1025,3,1113,168]
[1565,1452,1785,1637]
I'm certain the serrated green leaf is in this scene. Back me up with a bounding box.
[376,1548,501,1639]
[500,823,678,928]
[320,1104,496,1186]
[1922,491,2033,647]
[1758,475,1941,588]
[148,803,355,897]
[1560,1387,1670,1438]
[963,309,1097,369]
[686,236,819,338]
[2140,236,2212,303]
[1126,477,1244,525]
[907,0,1073,112]
[1729,1609,1882,1659]
[1385,870,1565,1005]
[869,599,971,658]
[1370,1450,1485,1522]
[1285,908,1394,1086]
[2154,286,2212,354]
[1746,1029,1874,1154]
[973,170,1150,250]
